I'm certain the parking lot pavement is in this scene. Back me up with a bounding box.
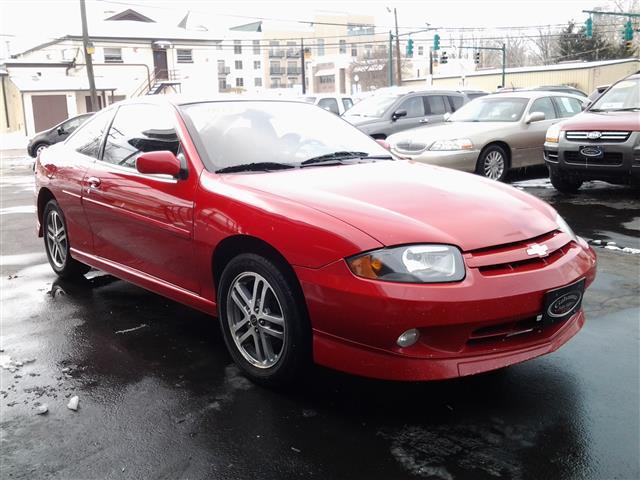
[1,161,638,480]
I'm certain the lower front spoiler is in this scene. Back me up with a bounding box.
[313,310,585,381]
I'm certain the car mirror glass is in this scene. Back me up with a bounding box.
[392,109,407,121]
[525,111,545,124]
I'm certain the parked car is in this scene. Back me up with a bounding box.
[388,91,587,181]
[544,72,640,192]
[531,85,588,98]
[36,96,596,386]
[27,113,93,158]
[342,89,469,138]
[457,88,489,100]
[300,94,354,115]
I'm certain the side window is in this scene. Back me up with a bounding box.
[397,96,425,118]
[529,97,557,120]
[65,111,112,159]
[425,95,447,115]
[447,95,464,112]
[102,104,180,169]
[342,98,353,111]
[317,98,339,114]
[554,97,583,118]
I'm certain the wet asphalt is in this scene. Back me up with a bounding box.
[1,158,638,480]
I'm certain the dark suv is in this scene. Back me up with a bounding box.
[543,73,640,192]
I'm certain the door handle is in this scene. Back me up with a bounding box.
[87,177,101,191]
[419,118,430,123]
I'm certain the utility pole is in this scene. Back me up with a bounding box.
[394,8,401,86]
[300,37,306,94]
[388,31,393,86]
[79,0,98,111]
[501,43,506,88]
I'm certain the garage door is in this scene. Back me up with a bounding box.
[32,95,69,132]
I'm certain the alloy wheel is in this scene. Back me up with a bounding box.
[36,144,48,156]
[483,150,505,180]
[226,272,286,369]
[46,210,67,268]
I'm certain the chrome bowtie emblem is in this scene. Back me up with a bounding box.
[526,243,549,257]
[587,131,602,140]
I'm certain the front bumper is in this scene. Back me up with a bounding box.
[391,148,479,172]
[544,132,640,184]
[295,236,597,381]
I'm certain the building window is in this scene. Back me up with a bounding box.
[270,61,281,75]
[288,77,297,87]
[254,78,262,87]
[236,77,244,87]
[317,39,325,56]
[104,47,122,63]
[319,75,334,84]
[418,45,424,56]
[364,44,373,58]
[271,78,281,88]
[351,44,357,57]
[235,60,243,70]
[219,79,227,90]
[234,40,242,54]
[287,61,297,74]
[254,60,261,70]
[253,40,260,54]
[176,49,193,63]
[339,40,346,54]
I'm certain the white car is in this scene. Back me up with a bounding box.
[300,94,354,115]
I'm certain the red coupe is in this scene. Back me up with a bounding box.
[35,97,597,386]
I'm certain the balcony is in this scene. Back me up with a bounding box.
[286,49,300,58]
[286,68,301,75]
[269,68,284,75]
[217,66,230,76]
[269,49,285,58]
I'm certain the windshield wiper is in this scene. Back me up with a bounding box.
[301,151,393,166]
[215,162,296,174]
[606,107,640,111]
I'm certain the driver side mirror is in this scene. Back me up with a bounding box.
[56,126,65,135]
[391,109,407,121]
[136,150,183,178]
[525,111,545,124]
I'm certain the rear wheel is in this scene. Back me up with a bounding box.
[34,142,49,157]
[476,145,509,182]
[43,200,90,279]
[549,168,583,193]
[218,253,310,387]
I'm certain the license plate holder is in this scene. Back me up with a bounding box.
[542,278,585,325]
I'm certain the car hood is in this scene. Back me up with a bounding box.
[342,115,382,127]
[222,161,558,251]
[560,111,640,131]
[388,122,511,148]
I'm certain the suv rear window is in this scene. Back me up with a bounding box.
[447,95,464,112]
[425,95,447,115]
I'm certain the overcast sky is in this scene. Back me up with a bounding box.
[0,0,634,53]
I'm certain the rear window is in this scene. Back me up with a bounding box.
[447,95,464,111]
[426,95,447,115]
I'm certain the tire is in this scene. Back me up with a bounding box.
[43,200,90,279]
[549,168,583,193]
[33,142,49,158]
[218,253,310,387]
[476,145,509,182]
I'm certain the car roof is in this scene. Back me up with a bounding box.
[481,91,586,100]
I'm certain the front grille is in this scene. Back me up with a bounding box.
[467,316,542,347]
[478,244,570,276]
[565,131,630,142]
[564,150,624,166]
[394,141,428,153]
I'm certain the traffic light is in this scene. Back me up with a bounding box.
[625,40,634,51]
[406,38,414,57]
[441,51,448,64]
[474,51,480,64]
[624,20,634,41]
[585,17,593,39]
[433,33,440,51]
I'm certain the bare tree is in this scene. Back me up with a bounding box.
[348,48,411,91]
[531,26,559,65]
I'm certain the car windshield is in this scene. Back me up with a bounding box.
[449,97,529,122]
[343,94,400,118]
[589,78,640,111]
[302,97,316,103]
[181,101,390,171]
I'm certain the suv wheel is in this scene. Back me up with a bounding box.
[549,168,583,193]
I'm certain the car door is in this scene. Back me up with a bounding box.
[81,103,200,293]
[517,96,559,166]
[553,96,584,119]
[42,110,114,253]
[386,95,427,135]
[424,94,449,126]
[341,97,354,114]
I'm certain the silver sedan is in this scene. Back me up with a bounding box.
[387,91,587,181]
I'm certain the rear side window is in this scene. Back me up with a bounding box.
[397,96,425,118]
[65,110,112,159]
[342,97,354,111]
[447,95,464,112]
[425,95,447,115]
[317,98,339,114]
[554,97,583,118]
[102,104,180,168]
[530,97,557,120]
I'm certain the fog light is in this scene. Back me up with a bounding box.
[397,328,420,347]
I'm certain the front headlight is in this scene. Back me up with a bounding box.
[546,124,561,143]
[556,213,577,242]
[429,138,474,151]
[347,244,465,283]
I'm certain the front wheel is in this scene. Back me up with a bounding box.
[476,145,509,182]
[43,200,90,279]
[218,253,310,387]
[549,169,583,193]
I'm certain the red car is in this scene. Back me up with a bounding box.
[35,97,597,386]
